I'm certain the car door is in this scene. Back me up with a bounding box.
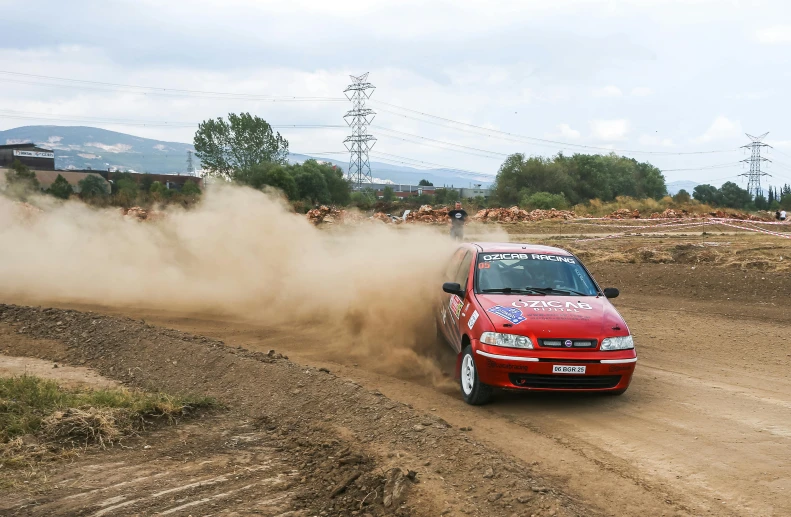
[445,250,474,353]
[438,248,466,345]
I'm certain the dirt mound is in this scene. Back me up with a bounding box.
[0,304,594,517]
[404,204,449,224]
[473,206,576,223]
[607,208,641,219]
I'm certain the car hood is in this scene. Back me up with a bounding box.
[474,293,627,338]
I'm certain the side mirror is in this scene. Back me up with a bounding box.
[442,282,465,297]
[603,287,619,299]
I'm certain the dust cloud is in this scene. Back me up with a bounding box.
[0,186,484,386]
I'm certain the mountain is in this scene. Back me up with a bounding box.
[666,180,698,196]
[0,125,494,186]
[0,126,194,174]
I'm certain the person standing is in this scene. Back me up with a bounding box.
[781,209,787,222]
[448,201,468,241]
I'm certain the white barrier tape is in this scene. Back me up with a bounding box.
[572,221,710,242]
[715,221,791,239]
[575,216,789,225]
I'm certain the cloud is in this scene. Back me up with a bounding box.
[630,87,653,97]
[693,116,742,143]
[756,25,791,44]
[638,134,673,146]
[552,123,581,139]
[592,85,622,97]
[589,119,630,140]
[85,142,133,153]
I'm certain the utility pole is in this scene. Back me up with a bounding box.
[740,133,771,198]
[343,73,376,189]
[186,150,195,175]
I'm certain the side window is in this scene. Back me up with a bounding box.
[454,251,474,289]
[444,248,466,281]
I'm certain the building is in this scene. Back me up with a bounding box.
[98,171,203,191]
[458,186,491,199]
[0,143,55,171]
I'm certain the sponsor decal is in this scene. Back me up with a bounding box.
[512,300,593,313]
[564,339,573,347]
[481,253,576,264]
[467,310,479,329]
[487,305,526,325]
[12,149,54,159]
[449,295,463,319]
[486,359,529,372]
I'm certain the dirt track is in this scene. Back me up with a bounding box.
[2,262,790,516]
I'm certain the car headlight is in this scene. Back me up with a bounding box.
[600,335,634,351]
[480,332,534,349]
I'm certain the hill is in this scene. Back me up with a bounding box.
[666,180,698,196]
[0,125,493,186]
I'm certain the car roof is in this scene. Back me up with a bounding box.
[470,242,574,256]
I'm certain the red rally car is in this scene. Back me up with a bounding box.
[436,242,636,405]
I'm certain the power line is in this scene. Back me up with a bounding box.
[0,71,346,102]
[659,162,743,172]
[371,101,739,156]
[0,109,346,129]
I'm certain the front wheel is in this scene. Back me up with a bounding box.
[460,346,493,405]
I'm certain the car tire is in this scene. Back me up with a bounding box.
[459,345,492,405]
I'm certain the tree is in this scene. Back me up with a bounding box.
[350,188,377,209]
[78,175,109,200]
[193,112,289,180]
[382,186,396,202]
[293,167,330,204]
[6,159,40,190]
[149,181,168,201]
[181,179,202,197]
[300,160,350,205]
[418,179,434,186]
[140,174,154,193]
[48,174,73,199]
[672,189,691,204]
[520,191,568,210]
[693,184,718,205]
[236,162,298,199]
[114,177,139,207]
[716,182,752,209]
[754,194,768,210]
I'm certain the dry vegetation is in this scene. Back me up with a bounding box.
[0,375,214,488]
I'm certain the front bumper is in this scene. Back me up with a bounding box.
[474,342,636,392]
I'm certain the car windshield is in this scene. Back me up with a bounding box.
[475,252,599,296]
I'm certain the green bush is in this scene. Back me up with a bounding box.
[520,191,568,210]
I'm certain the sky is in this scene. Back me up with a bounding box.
[0,0,790,187]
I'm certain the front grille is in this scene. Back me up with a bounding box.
[508,374,621,389]
[539,339,597,349]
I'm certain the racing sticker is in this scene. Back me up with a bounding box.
[512,300,593,312]
[467,310,479,329]
[449,295,463,319]
[487,305,526,325]
[481,253,576,264]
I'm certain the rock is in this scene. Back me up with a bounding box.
[412,424,425,432]
[483,467,494,478]
[383,468,409,508]
[517,494,533,503]
[487,492,503,502]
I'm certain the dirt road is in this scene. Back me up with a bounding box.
[71,263,786,517]
[3,263,789,516]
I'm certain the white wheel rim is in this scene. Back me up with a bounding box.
[461,354,475,395]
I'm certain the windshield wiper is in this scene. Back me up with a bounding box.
[525,287,589,296]
[480,288,546,295]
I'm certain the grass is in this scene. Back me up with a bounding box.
[0,375,215,446]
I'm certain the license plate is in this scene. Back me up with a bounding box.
[552,365,586,374]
